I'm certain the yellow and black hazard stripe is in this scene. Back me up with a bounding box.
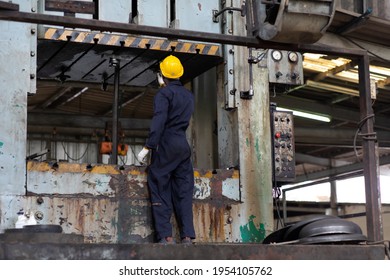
[42,27,221,57]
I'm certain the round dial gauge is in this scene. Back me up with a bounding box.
[271,50,282,61]
[288,52,299,63]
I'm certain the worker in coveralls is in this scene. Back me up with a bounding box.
[137,55,195,244]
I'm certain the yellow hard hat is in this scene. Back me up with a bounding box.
[159,55,184,79]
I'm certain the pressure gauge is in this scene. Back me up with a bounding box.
[271,50,282,61]
[288,51,299,63]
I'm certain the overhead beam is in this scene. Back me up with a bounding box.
[56,87,89,107]
[311,61,358,82]
[295,153,351,167]
[37,79,150,92]
[294,154,390,183]
[28,112,151,130]
[378,77,390,87]
[318,33,390,61]
[37,86,73,109]
[306,80,359,96]
[294,127,390,147]
[45,0,96,15]
[0,9,367,57]
[27,125,148,138]
[102,92,145,116]
[0,1,18,11]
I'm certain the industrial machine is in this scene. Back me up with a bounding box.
[247,0,336,44]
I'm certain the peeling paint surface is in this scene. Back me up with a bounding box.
[0,1,32,195]
[222,178,240,200]
[194,176,211,199]
[255,137,262,162]
[28,170,115,196]
[193,203,226,242]
[236,47,274,241]
[0,162,242,243]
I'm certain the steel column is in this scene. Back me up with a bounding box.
[216,63,239,168]
[0,0,34,195]
[234,0,273,242]
[358,55,383,242]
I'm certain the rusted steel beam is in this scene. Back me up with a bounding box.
[0,1,18,11]
[358,55,383,242]
[45,0,96,15]
[0,9,367,57]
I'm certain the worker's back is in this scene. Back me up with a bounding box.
[146,80,194,149]
[162,81,194,134]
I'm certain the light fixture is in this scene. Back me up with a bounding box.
[277,106,331,122]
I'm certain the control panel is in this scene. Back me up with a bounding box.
[267,50,304,85]
[272,110,295,182]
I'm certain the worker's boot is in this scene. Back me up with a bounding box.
[181,237,193,245]
[158,237,175,244]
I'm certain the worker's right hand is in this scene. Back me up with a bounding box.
[137,147,150,165]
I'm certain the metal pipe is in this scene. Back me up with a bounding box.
[282,190,287,225]
[335,8,372,34]
[330,180,338,216]
[110,57,120,164]
[213,7,244,22]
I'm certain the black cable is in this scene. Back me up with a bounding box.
[61,141,90,162]
[353,114,376,161]
[273,185,284,230]
[119,154,128,166]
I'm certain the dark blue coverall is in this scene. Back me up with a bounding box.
[145,80,195,241]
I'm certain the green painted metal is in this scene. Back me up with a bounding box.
[240,215,266,242]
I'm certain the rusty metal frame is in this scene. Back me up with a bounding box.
[0,2,382,242]
[0,7,366,56]
[45,0,96,16]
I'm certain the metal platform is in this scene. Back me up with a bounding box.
[0,233,386,260]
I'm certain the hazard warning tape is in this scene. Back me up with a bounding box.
[42,27,221,56]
